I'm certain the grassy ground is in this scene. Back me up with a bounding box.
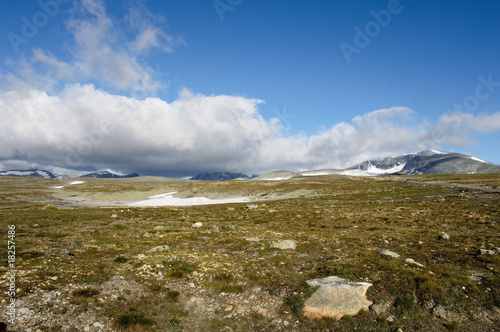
[0,174,499,331]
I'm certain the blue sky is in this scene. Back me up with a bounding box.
[0,0,499,176]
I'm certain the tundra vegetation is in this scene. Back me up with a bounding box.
[0,173,499,331]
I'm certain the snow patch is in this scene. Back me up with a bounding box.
[469,156,489,163]
[69,181,85,185]
[129,191,250,207]
[301,171,335,176]
[341,163,405,176]
[264,176,293,181]
[428,149,448,155]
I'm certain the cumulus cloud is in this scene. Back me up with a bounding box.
[8,0,182,97]
[2,82,499,176]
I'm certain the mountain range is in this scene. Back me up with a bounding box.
[0,169,57,179]
[1,150,499,180]
[80,171,140,178]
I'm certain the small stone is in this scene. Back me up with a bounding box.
[370,302,391,315]
[478,249,496,256]
[111,214,117,218]
[405,258,424,267]
[225,305,233,312]
[146,245,171,253]
[192,222,203,228]
[154,226,168,230]
[440,233,450,240]
[284,320,289,326]
[93,322,105,328]
[270,240,296,250]
[212,225,220,233]
[257,308,268,316]
[432,305,463,322]
[246,237,260,242]
[378,249,400,258]
[386,316,394,322]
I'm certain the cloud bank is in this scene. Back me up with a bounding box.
[2,83,500,176]
[1,0,500,176]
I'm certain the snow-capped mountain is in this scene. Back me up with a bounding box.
[80,171,140,178]
[343,150,500,176]
[190,172,257,181]
[0,169,57,178]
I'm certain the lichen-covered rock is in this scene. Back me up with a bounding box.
[378,249,400,258]
[304,276,372,319]
[146,245,171,253]
[270,240,296,250]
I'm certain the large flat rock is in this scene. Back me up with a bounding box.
[304,276,372,320]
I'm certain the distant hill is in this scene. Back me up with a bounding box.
[80,171,140,178]
[0,169,56,179]
[253,170,301,181]
[190,172,256,181]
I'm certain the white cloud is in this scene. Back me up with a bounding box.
[7,0,183,97]
[2,83,499,176]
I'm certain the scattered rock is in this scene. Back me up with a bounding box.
[192,222,203,228]
[440,233,450,240]
[93,322,105,328]
[478,249,497,256]
[304,276,373,319]
[386,315,394,322]
[110,214,117,218]
[405,258,424,267]
[154,226,168,231]
[378,249,400,258]
[212,225,220,233]
[270,240,296,250]
[257,307,268,317]
[370,301,391,315]
[246,203,259,209]
[432,305,464,322]
[246,237,260,242]
[146,245,171,253]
